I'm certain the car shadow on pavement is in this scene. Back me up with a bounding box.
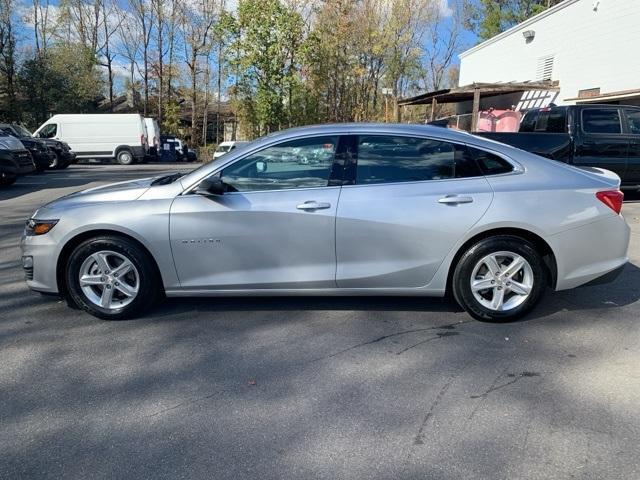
[151,262,640,323]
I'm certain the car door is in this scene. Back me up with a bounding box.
[573,107,628,179]
[169,135,343,290]
[335,134,494,289]
[623,107,640,184]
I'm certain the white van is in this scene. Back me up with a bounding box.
[34,114,149,165]
[213,141,249,159]
[144,118,160,160]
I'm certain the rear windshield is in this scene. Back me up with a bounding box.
[520,109,566,133]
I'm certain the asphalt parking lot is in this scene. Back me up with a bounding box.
[1,164,640,479]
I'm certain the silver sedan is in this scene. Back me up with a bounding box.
[21,124,630,321]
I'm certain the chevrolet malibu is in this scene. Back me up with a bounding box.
[21,124,630,321]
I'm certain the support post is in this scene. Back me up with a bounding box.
[471,88,480,132]
[430,97,437,122]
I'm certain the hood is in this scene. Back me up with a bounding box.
[0,135,26,151]
[19,137,47,150]
[43,177,156,210]
[42,138,68,150]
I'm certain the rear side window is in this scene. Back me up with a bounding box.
[582,109,622,134]
[534,109,566,133]
[355,135,481,185]
[624,108,640,135]
[469,147,514,175]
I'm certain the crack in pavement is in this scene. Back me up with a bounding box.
[467,371,541,421]
[306,320,472,364]
[413,377,454,446]
[469,371,541,400]
[395,331,459,355]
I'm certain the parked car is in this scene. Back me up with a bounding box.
[0,134,35,186]
[213,141,249,159]
[144,118,161,161]
[161,136,197,162]
[21,124,629,321]
[34,114,149,165]
[477,104,640,189]
[0,123,75,170]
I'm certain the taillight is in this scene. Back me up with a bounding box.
[596,190,624,214]
[141,134,146,145]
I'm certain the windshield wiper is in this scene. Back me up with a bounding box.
[151,172,184,186]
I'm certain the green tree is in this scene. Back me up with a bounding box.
[18,44,104,127]
[229,0,306,136]
[470,0,563,40]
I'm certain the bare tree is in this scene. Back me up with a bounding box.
[180,0,218,144]
[0,0,18,120]
[98,0,123,111]
[128,0,154,115]
[116,8,143,106]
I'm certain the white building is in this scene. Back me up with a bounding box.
[458,0,640,109]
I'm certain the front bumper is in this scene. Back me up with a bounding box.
[30,150,55,169]
[20,230,60,293]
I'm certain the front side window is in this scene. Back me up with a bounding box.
[624,108,640,135]
[38,123,58,138]
[221,136,338,192]
[355,135,480,185]
[582,109,622,134]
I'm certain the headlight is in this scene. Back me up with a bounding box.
[25,219,59,236]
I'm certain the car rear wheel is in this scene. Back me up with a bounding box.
[66,236,160,320]
[116,149,134,165]
[452,236,547,322]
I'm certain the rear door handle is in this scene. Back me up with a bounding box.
[438,195,474,205]
[296,201,331,211]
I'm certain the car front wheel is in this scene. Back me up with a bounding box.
[66,236,160,320]
[452,236,547,322]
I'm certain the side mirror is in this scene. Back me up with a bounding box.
[255,160,267,173]
[196,177,225,196]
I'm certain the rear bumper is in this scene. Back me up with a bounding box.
[581,263,625,287]
[551,214,630,290]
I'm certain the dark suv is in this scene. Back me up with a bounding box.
[0,134,35,186]
[0,123,75,170]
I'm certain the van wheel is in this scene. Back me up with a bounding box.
[452,236,547,322]
[116,149,134,165]
[0,172,17,186]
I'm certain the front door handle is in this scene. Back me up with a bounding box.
[438,195,474,205]
[296,201,331,211]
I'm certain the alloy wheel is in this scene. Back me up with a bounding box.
[470,251,534,312]
[78,250,140,310]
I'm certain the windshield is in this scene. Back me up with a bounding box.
[14,125,33,137]
[151,172,185,185]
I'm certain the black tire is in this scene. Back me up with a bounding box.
[452,235,547,322]
[116,149,135,165]
[49,152,60,169]
[0,172,17,186]
[66,235,160,320]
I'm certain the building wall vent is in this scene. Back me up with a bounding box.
[536,55,555,81]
